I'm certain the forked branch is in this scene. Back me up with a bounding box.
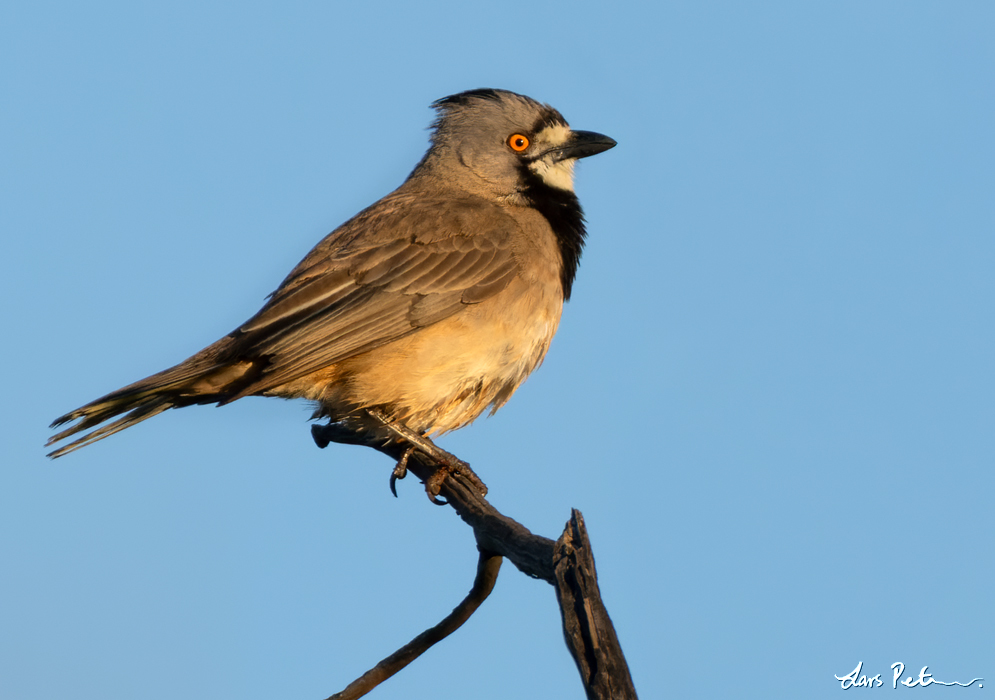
[313,421,637,699]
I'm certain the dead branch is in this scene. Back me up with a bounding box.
[326,550,503,700]
[555,511,638,700]
[314,424,637,699]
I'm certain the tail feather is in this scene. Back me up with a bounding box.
[46,397,175,458]
[46,349,255,457]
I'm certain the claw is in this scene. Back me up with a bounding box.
[426,469,450,505]
[314,411,488,502]
[366,409,488,501]
[389,446,414,498]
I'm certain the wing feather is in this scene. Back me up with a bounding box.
[229,194,523,395]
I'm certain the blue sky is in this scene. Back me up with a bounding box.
[3,2,993,698]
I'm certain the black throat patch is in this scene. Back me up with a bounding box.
[520,170,587,300]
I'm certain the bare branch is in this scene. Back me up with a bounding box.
[312,419,637,698]
[555,510,638,700]
[326,550,503,700]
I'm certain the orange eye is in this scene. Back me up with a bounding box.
[507,133,530,152]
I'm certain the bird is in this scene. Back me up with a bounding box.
[47,88,616,489]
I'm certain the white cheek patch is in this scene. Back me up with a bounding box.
[528,123,577,191]
[529,158,576,191]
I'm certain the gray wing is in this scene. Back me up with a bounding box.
[229,194,521,394]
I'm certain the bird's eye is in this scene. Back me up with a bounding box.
[507,134,530,152]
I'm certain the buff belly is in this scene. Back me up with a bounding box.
[272,277,563,435]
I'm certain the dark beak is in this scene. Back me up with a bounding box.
[550,130,617,162]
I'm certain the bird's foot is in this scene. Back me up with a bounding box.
[311,414,487,502]
[419,448,487,505]
[367,409,488,503]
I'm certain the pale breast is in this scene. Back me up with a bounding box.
[321,272,562,434]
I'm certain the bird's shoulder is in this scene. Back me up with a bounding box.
[238,188,529,338]
[280,188,525,290]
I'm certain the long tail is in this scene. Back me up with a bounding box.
[47,348,258,458]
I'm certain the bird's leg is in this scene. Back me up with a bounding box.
[366,409,488,501]
[310,412,487,501]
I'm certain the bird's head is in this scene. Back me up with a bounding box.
[417,89,616,198]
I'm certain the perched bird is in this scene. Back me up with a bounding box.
[47,89,616,480]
